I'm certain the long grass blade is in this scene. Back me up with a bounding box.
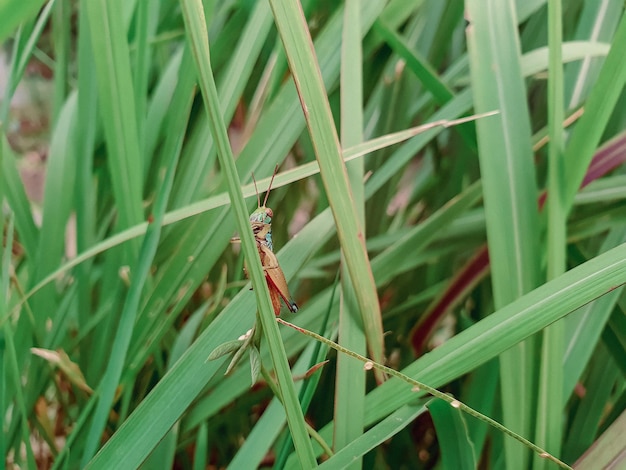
[179,0,316,466]
[269,0,386,382]
[466,2,542,466]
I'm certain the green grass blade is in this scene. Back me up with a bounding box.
[269,0,386,381]
[317,403,426,470]
[0,0,46,44]
[30,94,77,326]
[535,0,566,464]
[562,228,626,400]
[466,2,542,467]
[193,422,208,470]
[85,0,144,240]
[179,0,316,466]
[334,0,366,464]
[0,139,38,259]
[564,0,624,109]
[571,396,626,469]
[522,41,610,76]
[562,343,619,462]
[74,4,98,338]
[428,399,477,470]
[563,11,626,209]
[132,0,159,166]
[51,0,69,121]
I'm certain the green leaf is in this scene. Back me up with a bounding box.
[0,0,47,44]
[428,399,477,470]
[466,2,542,466]
[317,403,426,469]
[207,339,245,361]
[249,345,261,385]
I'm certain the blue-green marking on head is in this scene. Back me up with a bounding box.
[250,206,273,251]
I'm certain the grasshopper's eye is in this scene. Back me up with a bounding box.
[266,208,273,218]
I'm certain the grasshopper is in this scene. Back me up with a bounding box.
[236,167,298,316]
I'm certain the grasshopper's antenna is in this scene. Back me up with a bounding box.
[263,165,279,208]
[251,172,261,208]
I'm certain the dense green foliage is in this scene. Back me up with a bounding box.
[1,1,625,469]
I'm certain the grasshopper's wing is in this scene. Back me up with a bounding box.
[267,281,283,316]
[266,265,298,313]
[259,245,298,314]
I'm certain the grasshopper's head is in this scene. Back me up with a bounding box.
[250,206,273,251]
[249,206,273,225]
